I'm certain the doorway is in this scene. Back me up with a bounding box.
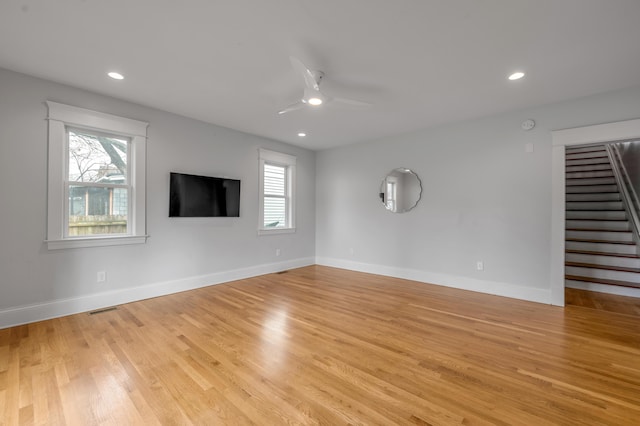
[551,119,640,306]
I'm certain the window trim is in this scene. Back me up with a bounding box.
[258,148,296,235]
[46,101,149,249]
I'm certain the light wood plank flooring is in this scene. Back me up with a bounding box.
[1,265,639,425]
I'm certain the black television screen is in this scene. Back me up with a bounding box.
[169,172,240,217]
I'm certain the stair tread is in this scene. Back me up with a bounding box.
[566,192,619,194]
[566,209,625,212]
[565,249,640,259]
[566,193,620,196]
[565,183,620,194]
[565,161,610,164]
[566,168,610,171]
[565,152,607,155]
[565,175,613,178]
[566,216,627,220]
[566,145,605,150]
[565,162,611,166]
[565,261,640,273]
[566,228,632,233]
[565,168,611,171]
[566,146,605,149]
[565,238,636,245]
[566,190,619,194]
[565,218,628,221]
[566,183,616,187]
[565,154,608,159]
[565,275,640,289]
[566,198,622,202]
[566,176,613,179]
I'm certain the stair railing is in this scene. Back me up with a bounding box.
[605,143,640,254]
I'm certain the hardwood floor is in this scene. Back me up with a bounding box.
[566,287,640,317]
[1,266,639,425]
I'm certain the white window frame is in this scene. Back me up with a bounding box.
[46,101,149,249]
[258,148,296,235]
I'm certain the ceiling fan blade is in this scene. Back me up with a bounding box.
[331,97,372,108]
[277,101,306,115]
[290,56,320,91]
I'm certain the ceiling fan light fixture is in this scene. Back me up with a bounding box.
[278,57,371,115]
[298,132,307,137]
[508,71,525,81]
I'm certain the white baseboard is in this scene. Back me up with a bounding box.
[316,257,553,305]
[0,257,315,330]
[565,280,640,298]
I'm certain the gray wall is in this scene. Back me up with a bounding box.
[316,85,640,302]
[0,68,315,323]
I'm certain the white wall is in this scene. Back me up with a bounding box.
[0,68,315,328]
[316,85,640,304]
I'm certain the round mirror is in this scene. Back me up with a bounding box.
[379,168,422,213]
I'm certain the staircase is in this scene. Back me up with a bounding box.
[565,145,640,289]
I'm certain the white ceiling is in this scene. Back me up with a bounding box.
[2,1,640,150]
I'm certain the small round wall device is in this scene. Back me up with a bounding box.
[521,119,535,131]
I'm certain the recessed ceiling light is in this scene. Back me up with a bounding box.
[307,97,323,106]
[298,132,307,137]
[508,71,525,81]
[107,71,124,80]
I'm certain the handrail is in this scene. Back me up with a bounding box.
[605,144,640,252]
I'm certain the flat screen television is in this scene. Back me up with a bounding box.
[169,172,240,217]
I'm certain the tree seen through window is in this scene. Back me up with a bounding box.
[67,129,129,236]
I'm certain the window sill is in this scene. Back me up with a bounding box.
[46,235,149,250]
[257,227,296,236]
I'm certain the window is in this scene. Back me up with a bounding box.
[258,149,296,234]
[46,102,148,249]
[67,128,129,236]
[385,178,397,212]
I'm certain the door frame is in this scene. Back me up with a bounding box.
[550,118,640,306]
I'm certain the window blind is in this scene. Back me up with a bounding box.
[263,163,287,227]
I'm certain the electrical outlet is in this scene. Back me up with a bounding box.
[476,261,484,271]
[97,271,106,282]
[275,248,281,257]
[349,247,354,256]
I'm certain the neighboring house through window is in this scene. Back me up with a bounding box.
[258,148,296,234]
[46,101,149,249]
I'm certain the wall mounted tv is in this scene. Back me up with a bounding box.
[169,172,240,217]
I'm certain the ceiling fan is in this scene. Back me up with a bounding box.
[277,57,371,115]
